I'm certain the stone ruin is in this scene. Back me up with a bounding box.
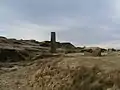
[84,47,102,56]
[50,32,56,53]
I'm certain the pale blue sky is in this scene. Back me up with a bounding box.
[1,0,120,48]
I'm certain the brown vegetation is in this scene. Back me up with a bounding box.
[0,36,120,90]
[30,64,120,90]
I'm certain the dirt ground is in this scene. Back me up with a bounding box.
[1,53,120,90]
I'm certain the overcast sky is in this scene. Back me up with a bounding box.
[1,0,120,48]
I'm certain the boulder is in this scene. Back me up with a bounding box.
[84,47,102,56]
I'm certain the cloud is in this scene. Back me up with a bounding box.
[85,40,120,49]
[1,0,120,48]
[1,20,68,41]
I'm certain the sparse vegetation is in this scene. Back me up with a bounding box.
[30,64,120,90]
[0,37,120,90]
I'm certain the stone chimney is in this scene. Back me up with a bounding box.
[50,32,56,53]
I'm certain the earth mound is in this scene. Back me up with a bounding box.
[0,37,49,62]
[0,48,29,62]
[39,41,75,49]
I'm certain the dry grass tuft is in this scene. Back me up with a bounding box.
[28,61,120,90]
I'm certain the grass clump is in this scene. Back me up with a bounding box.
[29,63,120,90]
